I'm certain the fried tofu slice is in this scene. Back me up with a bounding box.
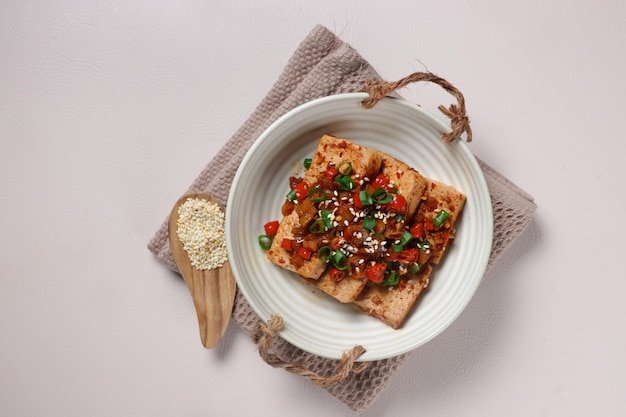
[266,211,328,279]
[309,153,428,303]
[353,264,434,329]
[267,134,383,280]
[303,275,368,303]
[304,134,383,186]
[413,180,466,264]
[378,153,427,220]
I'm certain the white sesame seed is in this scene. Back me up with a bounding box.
[176,197,228,270]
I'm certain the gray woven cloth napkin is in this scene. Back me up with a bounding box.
[148,24,536,413]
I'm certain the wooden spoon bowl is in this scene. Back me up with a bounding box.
[168,192,237,348]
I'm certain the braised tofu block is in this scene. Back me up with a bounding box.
[304,274,368,304]
[411,180,466,264]
[267,134,384,280]
[304,134,383,187]
[308,153,427,304]
[266,211,328,279]
[378,153,427,221]
[353,264,434,329]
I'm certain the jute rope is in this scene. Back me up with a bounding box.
[251,315,368,386]
[361,72,472,143]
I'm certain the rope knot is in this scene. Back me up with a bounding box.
[251,314,368,386]
[361,72,472,143]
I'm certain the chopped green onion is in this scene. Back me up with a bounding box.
[433,209,450,227]
[382,271,399,286]
[418,241,432,251]
[331,251,348,270]
[371,187,386,197]
[337,161,353,176]
[308,187,327,202]
[286,189,297,201]
[258,235,272,251]
[318,246,332,262]
[359,190,374,205]
[409,263,421,274]
[320,209,334,229]
[303,158,312,169]
[309,219,325,234]
[391,243,404,252]
[400,230,413,247]
[361,217,376,231]
[371,187,393,204]
[376,192,394,204]
[335,175,354,191]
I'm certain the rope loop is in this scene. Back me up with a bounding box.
[361,72,472,143]
[252,314,368,386]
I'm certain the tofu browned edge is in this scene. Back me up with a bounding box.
[308,151,428,303]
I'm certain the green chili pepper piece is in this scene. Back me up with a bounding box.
[382,271,399,286]
[433,210,450,227]
[391,243,404,252]
[309,219,325,234]
[308,187,327,202]
[331,251,348,270]
[318,246,332,262]
[335,175,354,191]
[409,263,421,274]
[258,235,272,251]
[359,190,374,205]
[337,161,353,176]
[361,217,376,231]
[400,230,413,247]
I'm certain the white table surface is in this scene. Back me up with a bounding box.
[2,2,625,416]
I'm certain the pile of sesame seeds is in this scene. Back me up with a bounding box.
[176,197,228,270]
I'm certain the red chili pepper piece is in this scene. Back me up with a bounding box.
[294,181,309,202]
[329,267,345,282]
[385,195,407,213]
[325,165,338,180]
[353,190,363,209]
[409,223,423,239]
[366,262,386,283]
[281,238,295,251]
[297,247,312,260]
[264,220,279,237]
[373,174,389,189]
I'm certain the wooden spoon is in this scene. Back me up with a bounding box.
[168,192,236,349]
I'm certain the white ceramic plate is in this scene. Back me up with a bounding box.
[226,93,493,361]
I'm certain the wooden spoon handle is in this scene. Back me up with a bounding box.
[182,260,236,348]
[168,192,237,348]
